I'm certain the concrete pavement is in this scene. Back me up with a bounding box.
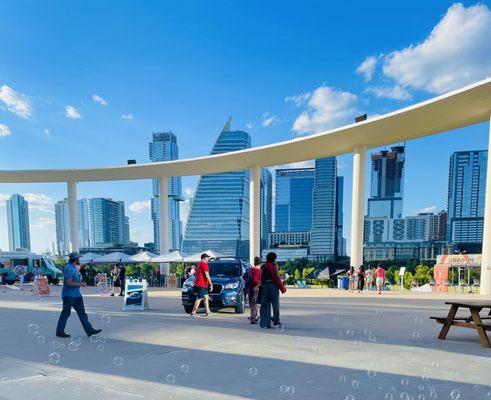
[0,286,490,399]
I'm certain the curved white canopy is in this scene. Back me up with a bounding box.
[94,252,131,263]
[151,250,183,263]
[1,78,490,183]
[127,251,158,263]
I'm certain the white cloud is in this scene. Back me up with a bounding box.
[0,194,10,203]
[65,105,81,119]
[121,113,133,120]
[245,121,255,130]
[92,94,108,106]
[415,206,437,214]
[184,187,195,198]
[382,3,491,94]
[23,193,55,213]
[129,200,151,213]
[0,123,11,137]
[356,56,378,82]
[285,92,311,107]
[291,86,361,135]
[31,217,55,230]
[0,85,32,118]
[261,113,279,128]
[365,85,412,100]
[44,128,50,135]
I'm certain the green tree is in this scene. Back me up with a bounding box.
[294,269,301,281]
[414,265,432,286]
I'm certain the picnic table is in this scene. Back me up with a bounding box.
[430,301,491,348]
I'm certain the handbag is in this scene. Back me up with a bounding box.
[256,286,263,304]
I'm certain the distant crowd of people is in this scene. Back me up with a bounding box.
[347,265,386,294]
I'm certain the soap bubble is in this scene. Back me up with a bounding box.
[89,335,99,344]
[101,314,111,324]
[385,393,394,400]
[429,389,437,398]
[68,342,79,352]
[412,331,421,340]
[339,375,346,383]
[288,386,295,394]
[280,385,288,393]
[36,335,45,344]
[180,364,190,374]
[400,378,409,386]
[166,374,175,384]
[27,324,39,336]
[71,336,82,345]
[248,367,258,376]
[113,356,124,366]
[345,396,355,400]
[417,395,425,400]
[346,329,354,336]
[97,344,104,352]
[414,316,423,324]
[352,380,360,388]
[450,389,460,400]
[367,370,376,378]
[400,392,410,400]
[49,352,61,364]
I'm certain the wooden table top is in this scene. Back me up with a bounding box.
[444,301,491,308]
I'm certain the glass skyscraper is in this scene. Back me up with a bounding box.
[149,131,183,251]
[368,146,405,218]
[182,122,251,258]
[309,157,338,261]
[6,194,31,251]
[88,198,130,246]
[55,198,90,255]
[447,150,487,244]
[261,168,273,251]
[275,168,314,232]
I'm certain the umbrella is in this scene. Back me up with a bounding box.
[79,252,100,263]
[151,250,183,263]
[183,250,223,263]
[128,251,158,263]
[315,267,331,280]
[94,252,131,263]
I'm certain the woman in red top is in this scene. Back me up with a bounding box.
[247,257,262,324]
[259,252,287,329]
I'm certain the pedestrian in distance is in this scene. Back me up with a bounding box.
[247,257,262,325]
[118,263,126,296]
[365,267,373,291]
[347,266,355,292]
[14,264,27,290]
[357,265,365,293]
[110,264,119,296]
[375,265,386,294]
[259,252,287,329]
[56,252,101,338]
[190,253,214,317]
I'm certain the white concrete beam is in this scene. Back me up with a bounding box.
[350,145,366,268]
[249,166,261,263]
[480,116,491,295]
[67,181,79,253]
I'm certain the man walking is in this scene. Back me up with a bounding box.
[56,252,101,338]
[118,263,126,296]
[190,254,213,316]
[375,265,386,294]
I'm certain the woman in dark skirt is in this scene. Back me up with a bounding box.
[247,257,262,324]
[357,265,365,293]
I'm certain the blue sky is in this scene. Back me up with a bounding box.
[1,1,491,253]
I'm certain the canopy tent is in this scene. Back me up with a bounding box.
[79,252,100,264]
[128,251,158,263]
[183,250,223,263]
[151,250,183,263]
[94,252,131,263]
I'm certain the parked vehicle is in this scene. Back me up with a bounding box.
[181,258,249,314]
[0,250,62,285]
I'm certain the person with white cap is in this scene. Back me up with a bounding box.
[56,252,101,338]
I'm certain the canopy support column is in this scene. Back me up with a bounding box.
[67,181,79,253]
[249,166,261,263]
[350,145,366,269]
[480,116,491,295]
[159,177,170,275]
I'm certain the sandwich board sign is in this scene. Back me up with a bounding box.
[123,278,149,311]
[33,277,50,296]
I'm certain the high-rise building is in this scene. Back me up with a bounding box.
[447,150,487,244]
[274,168,314,233]
[88,198,131,246]
[261,168,273,251]
[55,198,90,255]
[309,157,338,261]
[182,119,251,258]
[368,146,405,219]
[149,131,183,251]
[6,194,31,251]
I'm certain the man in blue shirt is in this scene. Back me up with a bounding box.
[56,252,101,338]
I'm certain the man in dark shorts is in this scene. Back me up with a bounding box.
[190,253,213,316]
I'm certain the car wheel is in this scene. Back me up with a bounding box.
[184,305,194,314]
[235,294,246,314]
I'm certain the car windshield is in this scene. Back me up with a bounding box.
[209,262,241,277]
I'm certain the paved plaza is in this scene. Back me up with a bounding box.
[1,286,490,400]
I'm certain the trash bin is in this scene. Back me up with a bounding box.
[338,276,349,290]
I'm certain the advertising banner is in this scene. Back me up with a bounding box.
[33,277,50,296]
[433,264,449,292]
[123,279,149,311]
[436,254,481,267]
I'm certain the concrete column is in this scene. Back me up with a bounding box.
[350,145,366,268]
[67,181,79,253]
[480,116,491,295]
[249,166,261,263]
[159,177,170,275]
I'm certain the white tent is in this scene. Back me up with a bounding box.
[151,250,183,263]
[79,252,100,264]
[128,251,158,263]
[183,250,223,263]
[94,252,131,263]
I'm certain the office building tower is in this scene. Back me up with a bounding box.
[88,198,131,246]
[261,168,273,251]
[275,168,314,233]
[367,145,405,218]
[55,199,90,255]
[6,194,31,251]
[182,119,251,258]
[149,131,183,251]
[309,157,337,261]
[447,150,487,244]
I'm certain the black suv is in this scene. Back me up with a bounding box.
[181,258,249,314]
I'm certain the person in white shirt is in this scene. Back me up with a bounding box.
[14,264,27,290]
